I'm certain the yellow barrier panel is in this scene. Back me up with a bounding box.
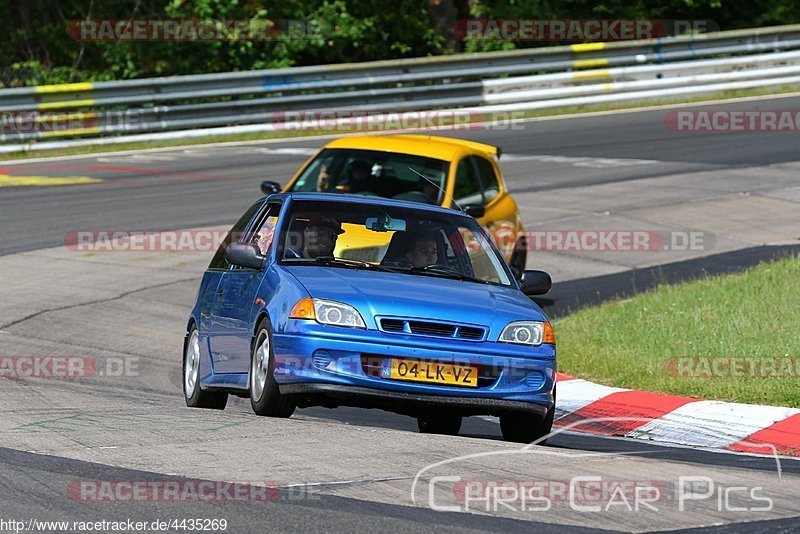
[38,99,96,111]
[571,43,606,53]
[40,127,103,138]
[36,112,98,123]
[35,82,94,94]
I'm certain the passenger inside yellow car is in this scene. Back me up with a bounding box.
[342,159,375,193]
[316,164,332,191]
[316,159,377,194]
[419,180,439,203]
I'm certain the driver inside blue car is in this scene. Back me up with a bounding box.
[285,217,345,259]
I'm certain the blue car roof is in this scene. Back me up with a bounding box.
[261,192,472,219]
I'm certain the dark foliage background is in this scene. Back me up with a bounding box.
[1,0,797,86]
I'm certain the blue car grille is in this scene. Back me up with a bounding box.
[408,320,455,336]
[457,326,484,340]
[380,319,406,333]
[378,318,487,341]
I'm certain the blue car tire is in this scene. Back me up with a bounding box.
[417,414,462,436]
[183,325,228,410]
[499,387,555,444]
[250,317,295,418]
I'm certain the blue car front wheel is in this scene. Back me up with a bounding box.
[500,387,555,444]
[417,414,462,436]
[250,318,295,418]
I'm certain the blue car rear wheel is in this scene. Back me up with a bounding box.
[183,325,227,410]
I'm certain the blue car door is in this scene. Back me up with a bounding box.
[208,201,281,374]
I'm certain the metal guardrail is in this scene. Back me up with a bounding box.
[2,24,800,152]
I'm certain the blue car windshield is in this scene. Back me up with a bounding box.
[277,200,512,286]
[287,148,449,206]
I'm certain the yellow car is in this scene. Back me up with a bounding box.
[261,134,527,275]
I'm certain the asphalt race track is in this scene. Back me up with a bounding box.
[2,96,800,532]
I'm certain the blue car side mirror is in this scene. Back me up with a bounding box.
[519,270,552,296]
[225,243,267,270]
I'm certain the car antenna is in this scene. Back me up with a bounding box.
[407,166,463,211]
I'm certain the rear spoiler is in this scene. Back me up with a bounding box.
[462,141,501,160]
[391,134,501,160]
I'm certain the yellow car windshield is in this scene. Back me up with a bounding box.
[289,148,449,206]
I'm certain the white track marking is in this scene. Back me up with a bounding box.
[97,154,177,163]
[557,429,800,462]
[502,153,660,168]
[253,147,319,156]
[555,379,630,418]
[94,146,317,164]
[627,401,800,448]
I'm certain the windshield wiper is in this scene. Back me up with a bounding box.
[285,257,489,283]
[409,264,490,284]
[316,256,375,268]
[286,256,393,272]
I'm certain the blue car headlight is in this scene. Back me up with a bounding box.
[290,297,365,329]
[314,299,365,328]
[499,321,546,346]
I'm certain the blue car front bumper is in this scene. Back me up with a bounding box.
[272,320,556,417]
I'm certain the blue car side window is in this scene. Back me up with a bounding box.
[208,202,263,270]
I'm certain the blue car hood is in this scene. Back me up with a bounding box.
[282,265,547,332]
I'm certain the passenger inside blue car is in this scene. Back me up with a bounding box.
[382,230,441,268]
[405,232,439,267]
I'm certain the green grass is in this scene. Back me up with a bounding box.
[555,255,800,407]
[2,84,800,162]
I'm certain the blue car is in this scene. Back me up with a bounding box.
[183,193,556,443]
